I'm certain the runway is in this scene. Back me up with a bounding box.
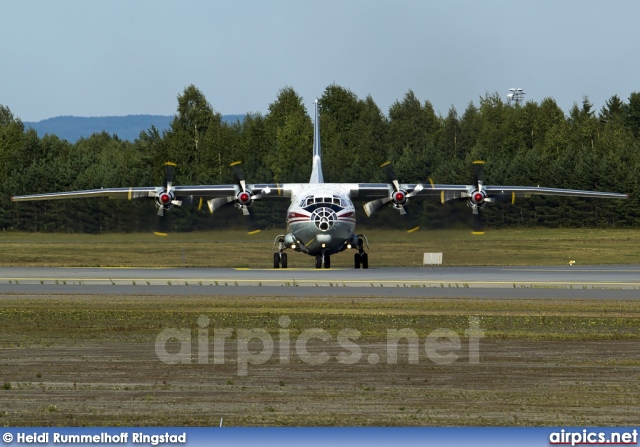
[0,265,638,298]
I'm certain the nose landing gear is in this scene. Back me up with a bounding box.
[315,252,330,269]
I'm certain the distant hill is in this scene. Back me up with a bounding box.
[24,114,245,143]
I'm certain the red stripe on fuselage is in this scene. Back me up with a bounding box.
[288,212,310,219]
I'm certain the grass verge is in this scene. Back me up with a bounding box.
[0,227,639,267]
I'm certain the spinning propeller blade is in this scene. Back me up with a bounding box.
[363,161,427,231]
[207,161,262,234]
[153,162,180,236]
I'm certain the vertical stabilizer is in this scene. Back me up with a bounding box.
[309,99,324,184]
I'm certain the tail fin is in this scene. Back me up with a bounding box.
[309,99,324,184]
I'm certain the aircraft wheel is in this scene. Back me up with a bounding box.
[361,253,369,269]
[324,254,331,269]
[281,253,288,269]
[273,253,280,269]
[354,253,361,269]
[315,255,322,269]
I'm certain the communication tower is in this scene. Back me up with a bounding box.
[507,88,525,106]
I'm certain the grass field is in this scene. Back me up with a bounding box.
[1,295,640,426]
[1,227,639,267]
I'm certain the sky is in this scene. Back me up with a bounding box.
[2,0,639,122]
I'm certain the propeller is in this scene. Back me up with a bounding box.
[460,160,514,235]
[152,162,182,236]
[363,161,426,232]
[207,161,263,234]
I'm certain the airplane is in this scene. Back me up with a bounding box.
[11,100,628,269]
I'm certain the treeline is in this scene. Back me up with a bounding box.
[1,84,639,233]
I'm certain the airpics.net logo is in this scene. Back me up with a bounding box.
[155,315,484,376]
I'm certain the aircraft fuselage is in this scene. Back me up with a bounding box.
[285,184,357,256]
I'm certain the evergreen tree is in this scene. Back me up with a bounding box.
[263,87,312,183]
[624,92,640,138]
[318,85,365,182]
[163,85,219,184]
[344,95,388,182]
[600,94,625,124]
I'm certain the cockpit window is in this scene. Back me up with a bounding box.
[302,195,344,211]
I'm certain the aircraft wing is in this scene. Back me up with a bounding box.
[352,183,399,199]
[484,186,628,200]
[355,182,628,218]
[13,183,627,203]
[412,184,629,203]
[343,183,630,201]
[12,187,160,201]
[11,184,290,202]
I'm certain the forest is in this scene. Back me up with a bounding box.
[1,84,639,234]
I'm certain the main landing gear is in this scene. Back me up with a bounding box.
[354,237,368,269]
[273,235,288,268]
[273,252,288,269]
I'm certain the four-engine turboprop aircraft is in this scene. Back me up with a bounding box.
[11,100,628,269]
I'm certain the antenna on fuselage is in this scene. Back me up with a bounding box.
[309,98,324,184]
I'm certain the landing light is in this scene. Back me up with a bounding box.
[291,244,296,249]
[347,243,352,249]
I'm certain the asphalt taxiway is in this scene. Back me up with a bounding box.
[0,265,638,298]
